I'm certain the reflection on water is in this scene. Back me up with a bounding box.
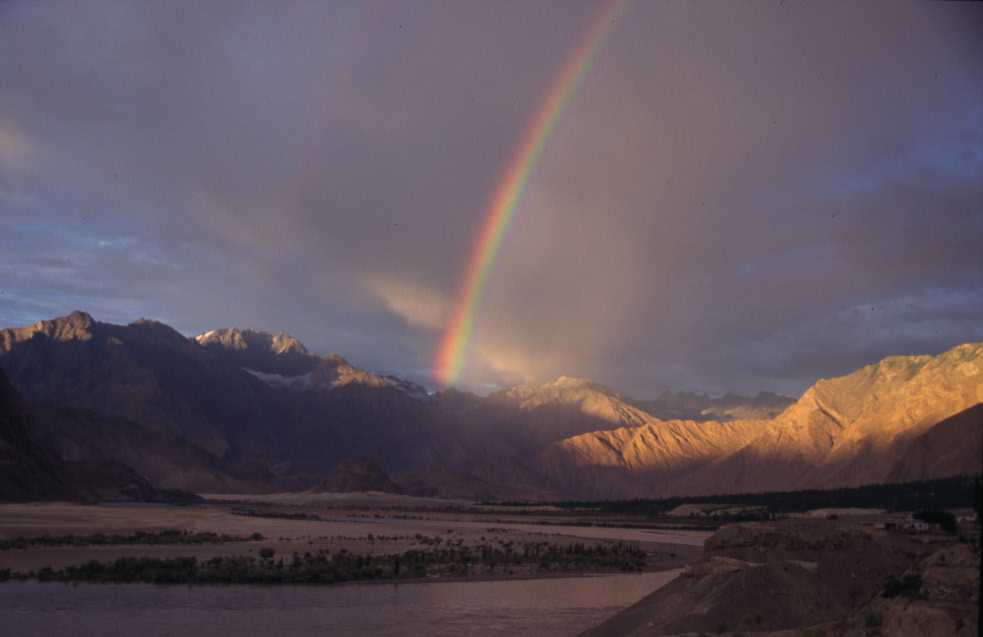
[0,570,680,636]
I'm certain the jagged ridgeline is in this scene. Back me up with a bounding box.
[1,311,981,501]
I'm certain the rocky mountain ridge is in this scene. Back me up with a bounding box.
[0,312,438,494]
[1,311,979,501]
[195,327,317,375]
[542,342,983,498]
[196,327,428,398]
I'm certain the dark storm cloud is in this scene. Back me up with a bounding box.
[1,0,981,396]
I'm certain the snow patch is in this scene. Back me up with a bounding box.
[244,368,313,390]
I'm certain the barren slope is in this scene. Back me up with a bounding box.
[544,343,983,498]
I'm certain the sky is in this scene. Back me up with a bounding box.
[1,0,981,397]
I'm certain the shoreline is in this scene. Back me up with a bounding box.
[0,500,703,594]
[0,564,685,590]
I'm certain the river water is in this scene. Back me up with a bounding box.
[0,570,679,636]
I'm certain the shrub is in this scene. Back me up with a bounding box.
[0,529,261,551]
[882,573,921,598]
[864,611,882,635]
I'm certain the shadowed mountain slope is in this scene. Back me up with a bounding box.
[0,311,281,461]
[484,376,656,446]
[0,367,183,502]
[0,367,70,500]
[0,313,472,495]
[316,457,404,494]
[0,314,369,490]
[885,403,983,483]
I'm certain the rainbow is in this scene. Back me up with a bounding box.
[434,0,627,386]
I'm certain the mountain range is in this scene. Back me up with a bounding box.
[542,342,983,498]
[630,390,793,421]
[1,311,980,501]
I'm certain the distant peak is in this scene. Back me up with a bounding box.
[130,318,172,329]
[128,318,187,342]
[1,311,106,355]
[195,327,309,356]
[754,390,793,401]
[11,310,98,344]
[496,375,622,404]
[547,375,594,388]
[658,390,711,400]
[270,331,308,355]
[64,310,94,326]
[320,352,348,365]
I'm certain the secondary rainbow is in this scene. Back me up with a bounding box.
[434,0,627,386]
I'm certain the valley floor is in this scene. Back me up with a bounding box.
[3,496,976,636]
[0,497,703,579]
[0,495,704,636]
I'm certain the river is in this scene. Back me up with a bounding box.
[0,570,680,636]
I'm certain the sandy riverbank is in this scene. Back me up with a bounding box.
[0,501,707,576]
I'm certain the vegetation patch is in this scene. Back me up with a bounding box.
[0,529,264,551]
[232,508,323,521]
[882,573,922,599]
[499,476,979,517]
[0,540,648,585]
[864,611,882,636]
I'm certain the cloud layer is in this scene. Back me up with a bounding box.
[1,0,981,396]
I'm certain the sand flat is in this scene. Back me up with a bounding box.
[0,501,706,573]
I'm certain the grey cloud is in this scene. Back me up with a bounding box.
[1,0,980,395]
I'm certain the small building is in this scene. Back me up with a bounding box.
[902,516,930,533]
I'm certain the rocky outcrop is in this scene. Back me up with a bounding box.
[582,518,979,636]
[860,543,980,637]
